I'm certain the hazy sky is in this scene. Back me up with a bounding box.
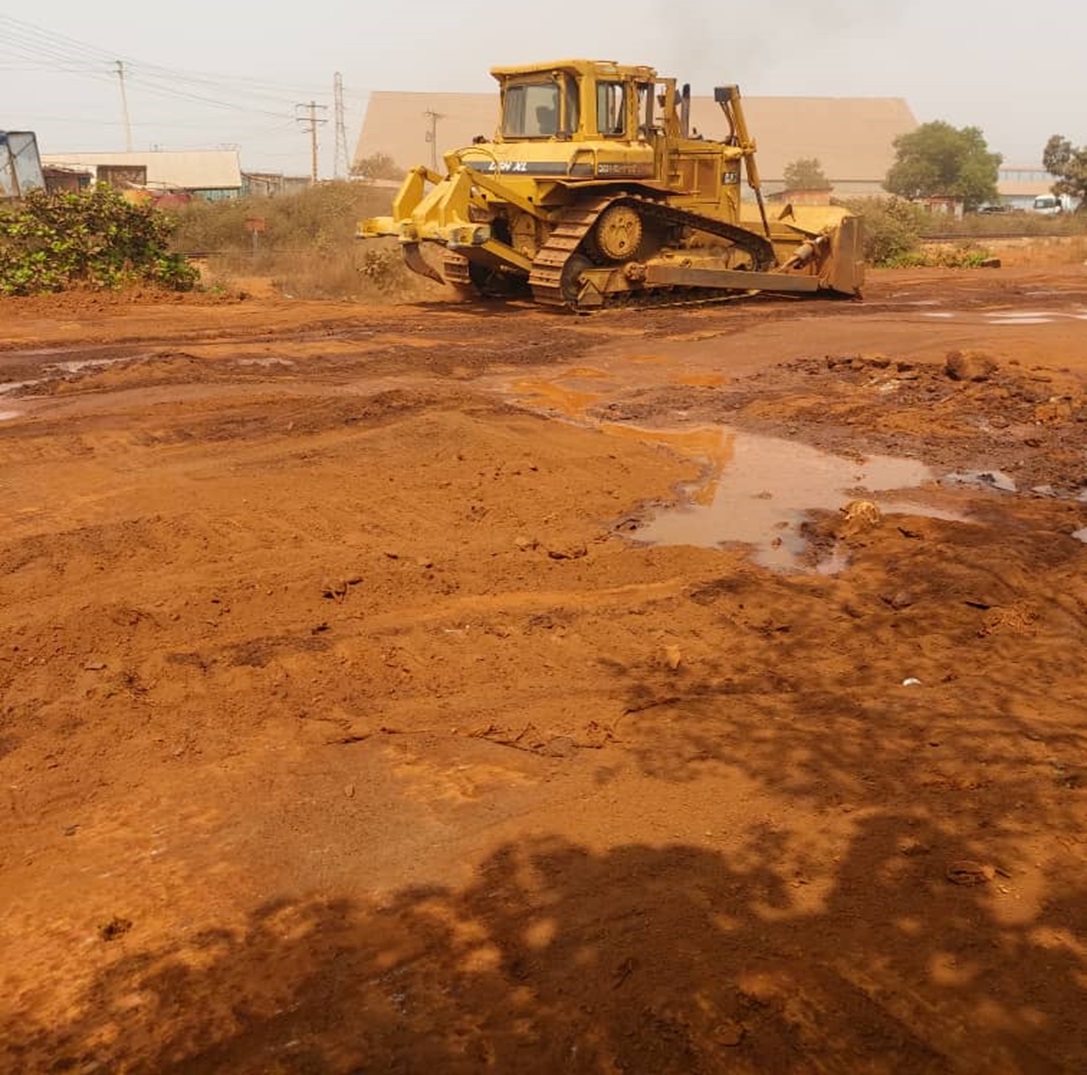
[3,2,1082,176]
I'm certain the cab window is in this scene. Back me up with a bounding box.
[596,81,626,137]
[503,82,560,138]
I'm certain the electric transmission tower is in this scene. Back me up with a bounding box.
[296,101,328,184]
[333,73,349,178]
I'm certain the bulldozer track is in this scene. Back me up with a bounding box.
[528,193,778,310]
[528,195,616,307]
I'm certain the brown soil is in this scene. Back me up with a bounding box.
[2,262,1086,1073]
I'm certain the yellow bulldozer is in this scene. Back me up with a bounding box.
[359,59,863,311]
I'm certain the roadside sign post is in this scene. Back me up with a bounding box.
[245,216,266,257]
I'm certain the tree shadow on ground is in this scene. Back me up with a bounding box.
[3,815,1086,1073]
[4,483,1086,1073]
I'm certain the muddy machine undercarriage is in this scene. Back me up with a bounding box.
[360,60,864,311]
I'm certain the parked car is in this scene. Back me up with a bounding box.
[976,203,1013,214]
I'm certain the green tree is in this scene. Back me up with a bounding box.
[352,152,405,182]
[1042,135,1087,207]
[884,122,1001,211]
[783,157,832,191]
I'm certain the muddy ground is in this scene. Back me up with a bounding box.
[1,261,1086,1073]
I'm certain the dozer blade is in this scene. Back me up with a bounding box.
[402,242,444,284]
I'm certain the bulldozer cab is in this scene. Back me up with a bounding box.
[491,61,670,146]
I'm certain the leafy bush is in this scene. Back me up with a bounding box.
[882,243,993,269]
[357,247,412,291]
[0,187,197,295]
[841,197,931,266]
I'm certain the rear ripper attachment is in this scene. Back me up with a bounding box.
[360,61,864,311]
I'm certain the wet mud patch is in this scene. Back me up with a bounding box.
[594,351,1087,498]
[223,635,332,668]
[358,319,597,379]
[5,349,302,399]
[625,428,950,571]
[129,389,484,447]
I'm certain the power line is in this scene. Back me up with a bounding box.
[0,15,330,118]
[0,14,380,172]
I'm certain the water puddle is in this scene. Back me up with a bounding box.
[941,469,1017,493]
[0,354,154,398]
[0,345,81,359]
[921,308,1087,326]
[236,356,295,368]
[51,357,133,374]
[631,428,951,572]
[503,369,971,574]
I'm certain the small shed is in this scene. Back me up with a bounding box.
[242,172,312,197]
[39,150,242,200]
[918,195,964,219]
[42,166,91,194]
[766,187,834,206]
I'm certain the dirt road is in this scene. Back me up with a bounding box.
[2,264,1086,1073]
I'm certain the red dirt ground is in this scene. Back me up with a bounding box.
[1,262,1086,1073]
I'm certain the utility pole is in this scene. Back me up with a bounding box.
[115,60,133,152]
[423,108,445,171]
[333,73,349,178]
[296,101,328,184]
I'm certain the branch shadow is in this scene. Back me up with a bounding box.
[4,499,1085,1073]
[3,822,1086,1073]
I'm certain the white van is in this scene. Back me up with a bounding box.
[1032,194,1063,215]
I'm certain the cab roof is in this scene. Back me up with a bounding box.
[489,59,658,82]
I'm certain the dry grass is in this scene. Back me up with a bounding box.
[170,181,392,253]
[171,182,444,302]
[984,235,1087,268]
[930,212,1087,239]
[199,242,440,303]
